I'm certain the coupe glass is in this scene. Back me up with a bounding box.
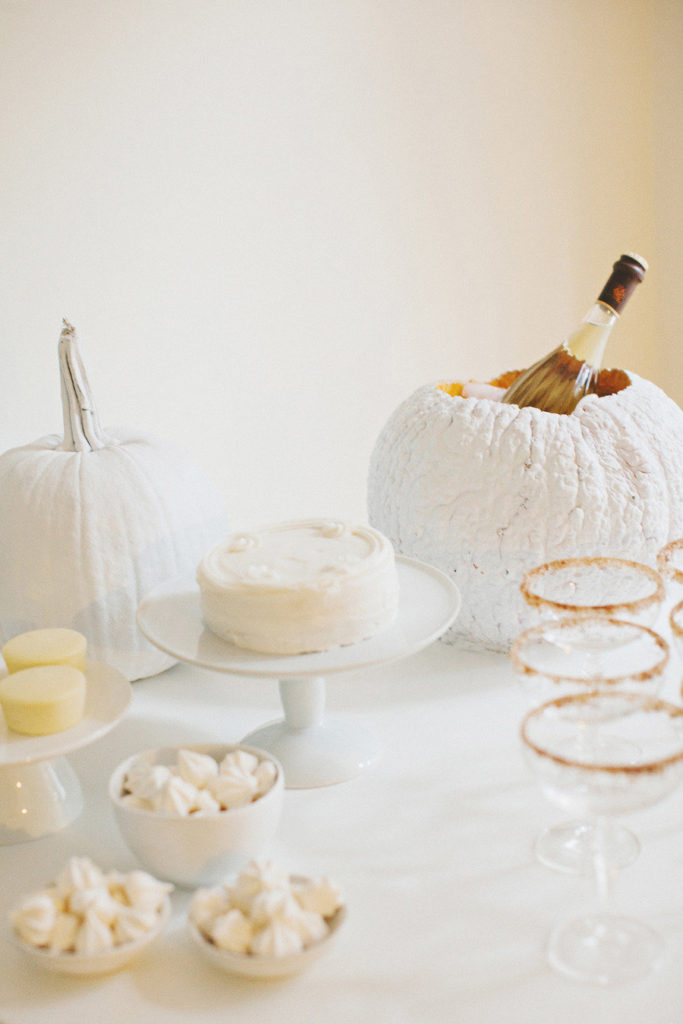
[670,599,683,694]
[521,557,665,628]
[510,616,670,873]
[658,540,683,696]
[657,538,683,598]
[521,692,683,985]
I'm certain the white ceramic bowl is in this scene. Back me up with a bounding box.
[11,896,171,976]
[109,744,284,888]
[187,881,347,979]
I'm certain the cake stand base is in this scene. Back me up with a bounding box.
[0,660,132,845]
[242,677,380,788]
[0,757,83,844]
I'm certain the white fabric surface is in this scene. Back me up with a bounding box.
[1,640,681,1024]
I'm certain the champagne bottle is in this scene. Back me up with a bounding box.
[500,253,648,414]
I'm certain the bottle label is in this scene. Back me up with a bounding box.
[598,254,647,313]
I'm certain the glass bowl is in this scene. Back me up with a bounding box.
[520,557,665,627]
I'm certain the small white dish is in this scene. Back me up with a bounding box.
[0,660,132,844]
[109,744,284,888]
[11,896,171,976]
[0,659,132,766]
[187,891,346,979]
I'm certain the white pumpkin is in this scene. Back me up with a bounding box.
[368,368,683,652]
[0,321,229,680]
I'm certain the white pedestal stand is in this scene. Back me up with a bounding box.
[242,676,381,788]
[0,661,131,844]
[137,557,460,789]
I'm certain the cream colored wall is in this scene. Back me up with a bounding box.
[1,1,680,526]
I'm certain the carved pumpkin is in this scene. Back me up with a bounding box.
[368,368,683,651]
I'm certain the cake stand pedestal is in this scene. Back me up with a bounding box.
[242,676,382,788]
[0,661,132,844]
[137,557,460,789]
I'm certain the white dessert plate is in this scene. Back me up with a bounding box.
[11,896,171,975]
[137,556,461,678]
[0,660,132,767]
[187,891,347,979]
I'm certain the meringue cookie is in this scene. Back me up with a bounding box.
[104,869,130,905]
[289,908,329,946]
[219,749,260,775]
[191,787,222,815]
[75,908,115,955]
[43,885,67,913]
[177,749,219,789]
[121,755,157,797]
[120,750,277,814]
[69,886,121,926]
[294,876,344,917]
[210,908,253,953]
[49,911,80,953]
[11,859,174,956]
[189,886,231,933]
[253,758,278,797]
[152,775,199,816]
[132,764,173,803]
[208,766,257,810]
[122,871,173,914]
[11,891,58,946]
[249,920,304,957]
[250,889,328,947]
[113,906,160,945]
[231,860,290,913]
[55,856,106,899]
[249,889,302,929]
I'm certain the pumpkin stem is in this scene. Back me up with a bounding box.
[58,319,110,452]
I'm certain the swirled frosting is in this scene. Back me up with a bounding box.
[197,519,399,654]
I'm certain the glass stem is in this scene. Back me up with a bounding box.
[593,815,617,912]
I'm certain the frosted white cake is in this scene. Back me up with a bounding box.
[196,519,399,654]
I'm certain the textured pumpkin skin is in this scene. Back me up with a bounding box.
[0,429,228,680]
[368,372,683,652]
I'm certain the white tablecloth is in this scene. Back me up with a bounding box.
[1,641,682,1024]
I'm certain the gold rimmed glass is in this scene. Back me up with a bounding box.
[657,538,683,596]
[671,600,683,652]
[670,600,683,698]
[658,541,683,698]
[521,692,683,985]
[521,557,665,628]
[511,616,669,704]
[510,616,670,874]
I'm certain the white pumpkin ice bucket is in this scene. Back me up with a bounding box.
[0,322,228,681]
[368,369,683,652]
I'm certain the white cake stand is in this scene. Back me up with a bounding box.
[137,557,460,788]
[0,661,132,845]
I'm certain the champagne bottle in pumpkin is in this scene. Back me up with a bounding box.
[500,253,647,414]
